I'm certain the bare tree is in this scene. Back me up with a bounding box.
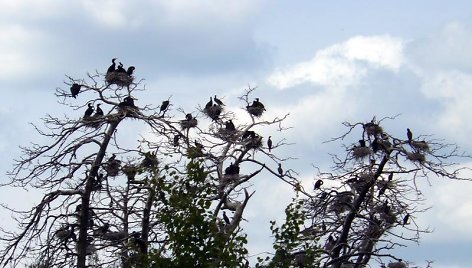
[0,63,297,267]
[266,117,471,268]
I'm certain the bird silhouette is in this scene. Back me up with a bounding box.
[214,95,224,106]
[402,213,410,226]
[407,128,413,141]
[278,163,283,176]
[359,139,366,147]
[70,83,81,98]
[223,211,230,224]
[267,136,273,152]
[107,58,117,74]
[160,100,170,113]
[94,104,103,117]
[116,62,126,73]
[314,179,323,189]
[388,172,393,181]
[225,120,235,131]
[84,103,94,119]
[205,97,213,110]
[126,66,135,76]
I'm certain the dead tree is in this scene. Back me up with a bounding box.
[300,117,471,268]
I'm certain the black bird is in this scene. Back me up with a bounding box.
[223,211,230,224]
[314,179,323,190]
[84,103,94,118]
[205,97,213,110]
[94,104,103,117]
[194,140,204,150]
[267,136,273,152]
[186,113,193,120]
[70,83,81,98]
[253,98,266,110]
[278,163,283,176]
[97,223,110,235]
[321,221,327,232]
[116,62,126,73]
[242,130,256,140]
[402,213,410,226]
[124,96,135,107]
[225,120,235,131]
[382,201,390,214]
[407,128,413,141]
[126,66,135,76]
[358,139,366,147]
[214,95,224,106]
[107,58,117,74]
[160,100,170,113]
[372,138,380,153]
[173,135,180,147]
[388,172,393,181]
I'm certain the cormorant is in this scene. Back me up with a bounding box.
[382,201,390,214]
[70,83,81,98]
[94,104,103,117]
[314,179,323,189]
[225,120,235,131]
[253,98,266,110]
[107,58,117,74]
[126,66,135,76]
[359,139,366,147]
[278,163,283,176]
[124,96,135,107]
[186,113,193,120]
[321,221,326,232]
[205,97,213,110]
[223,211,231,224]
[407,128,413,141]
[116,62,126,73]
[267,136,273,152]
[372,138,380,152]
[84,103,94,118]
[214,95,224,106]
[194,140,204,150]
[173,135,180,147]
[402,213,410,226]
[160,100,170,113]
[388,172,393,181]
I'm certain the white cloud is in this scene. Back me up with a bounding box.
[267,35,404,90]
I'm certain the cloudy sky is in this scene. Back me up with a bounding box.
[1,0,472,267]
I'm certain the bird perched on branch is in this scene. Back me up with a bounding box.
[278,163,283,176]
[126,66,135,76]
[160,100,170,113]
[214,95,224,106]
[94,104,103,117]
[267,136,273,152]
[70,83,81,98]
[407,128,413,142]
[84,103,94,119]
[116,62,126,73]
[314,179,323,190]
[223,211,231,224]
[107,58,117,74]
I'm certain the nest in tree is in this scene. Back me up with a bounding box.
[180,118,198,129]
[217,128,239,141]
[141,152,158,168]
[330,191,353,214]
[353,146,371,159]
[245,136,263,149]
[104,159,121,177]
[407,152,425,162]
[366,224,383,238]
[411,140,430,152]
[204,105,223,121]
[122,165,139,181]
[187,146,204,158]
[105,72,134,87]
[351,173,374,192]
[223,174,240,183]
[246,106,264,117]
[364,123,383,136]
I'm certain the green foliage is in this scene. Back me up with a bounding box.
[258,197,321,268]
[148,159,249,267]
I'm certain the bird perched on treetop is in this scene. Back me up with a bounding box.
[127,66,135,76]
[314,179,323,189]
[407,128,413,142]
[160,100,170,113]
[70,83,81,98]
[107,58,117,74]
[267,136,273,152]
[214,95,224,106]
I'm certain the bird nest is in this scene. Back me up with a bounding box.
[105,72,134,87]
[223,174,240,183]
[353,146,371,159]
[217,128,239,141]
[204,105,223,121]
[410,140,429,152]
[330,191,353,214]
[406,152,425,162]
[245,136,263,149]
[122,165,139,181]
[364,123,383,136]
[180,118,198,129]
[187,146,204,158]
[104,160,121,177]
[246,106,264,117]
